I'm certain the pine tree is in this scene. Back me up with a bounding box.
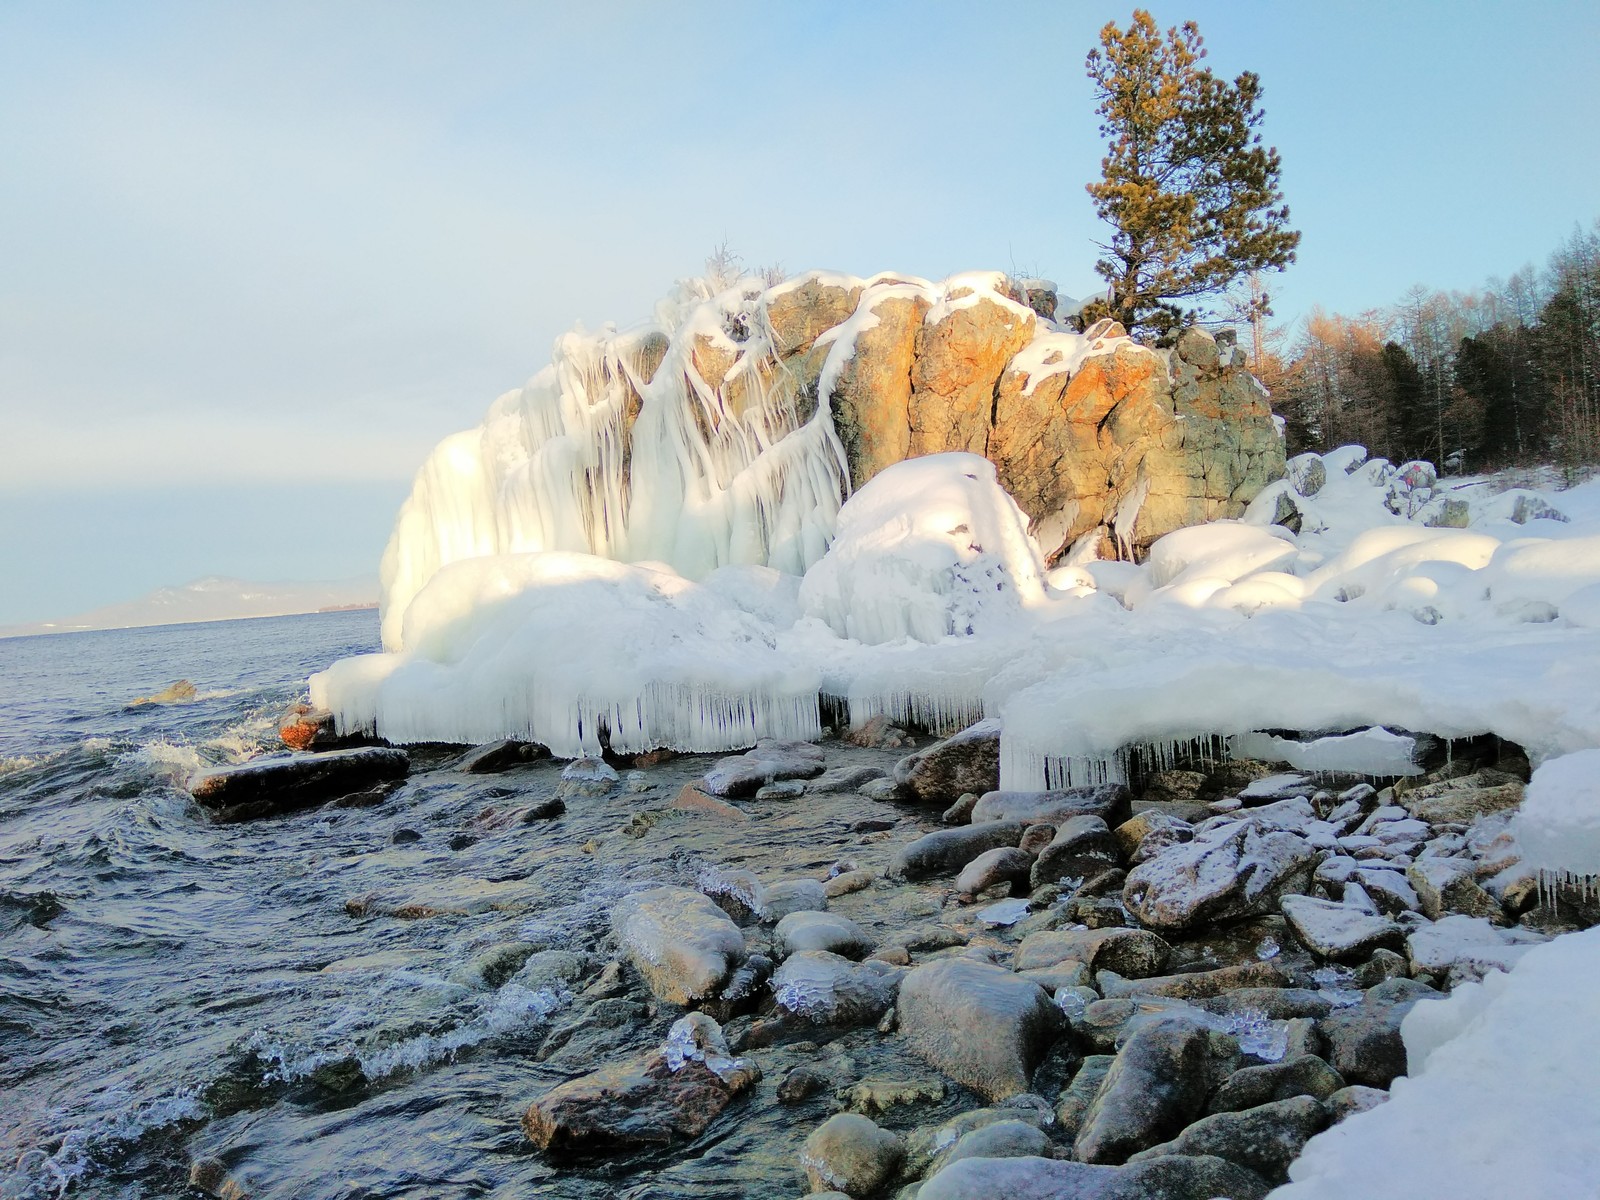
[1083,10,1300,338]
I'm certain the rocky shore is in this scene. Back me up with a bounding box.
[179,709,1596,1200]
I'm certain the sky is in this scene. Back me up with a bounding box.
[3,0,1597,624]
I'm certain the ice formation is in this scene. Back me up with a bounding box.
[797,453,1046,644]
[1271,926,1600,1199]
[1509,748,1600,885]
[315,260,1600,776]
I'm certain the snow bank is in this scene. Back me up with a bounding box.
[1509,748,1600,883]
[1271,926,1600,1200]
[797,453,1046,644]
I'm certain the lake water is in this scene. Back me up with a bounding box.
[0,610,945,1199]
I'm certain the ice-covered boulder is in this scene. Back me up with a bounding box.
[798,455,1046,645]
[612,886,745,1005]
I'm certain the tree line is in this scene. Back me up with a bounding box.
[1258,220,1600,477]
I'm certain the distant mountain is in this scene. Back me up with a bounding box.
[1,576,379,638]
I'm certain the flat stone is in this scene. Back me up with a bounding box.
[189,747,409,822]
[972,784,1132,828]
[889,821,1027,880]
[808,764,888,794]
[1098,961,1287,1001]
[702,739,826,798]
[672,783,751,821]
[1281,894,1405,961]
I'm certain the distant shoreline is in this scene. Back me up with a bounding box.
[0,604,378,641]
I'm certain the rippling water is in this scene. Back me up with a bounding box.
[0,611,952,1199]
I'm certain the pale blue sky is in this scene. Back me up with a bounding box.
[3,1,1597,623]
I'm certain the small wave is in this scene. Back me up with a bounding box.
[0,755,42,778]
[113,740,204,788]
[0,1090,201,1200]
[241,982,566,1091]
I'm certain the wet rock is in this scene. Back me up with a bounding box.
[514,949,596,995]
[810,764,888,794]
[278,704,348,751]
[843,714,912,749]
[522,1014,758,1154]
[755,780,807,800]
[893,719,1002,806]
[188,1156,251,1200]
[702,739,826,798]
[1193,988,1335,1022]
[775,910,875,960]
[451,941,541,990]
[943,792,981,824]
[1318,977,1442,1087]
[1055,1054,1115,1142]
[1122,821,1317,931]
[972,784,1132,827]
[1208,1054,1344,1113]
[1281,894,1405,961]
[897,957,1063,1101]
[1114,810,1196,860]
[454,738,547,772]
[1326,1083,1389,1122]
[1075,1017,1214,1164]
[842,1077,945,1116]
[939,1119,1052,1171]
[189,747,410,822]
[956,847,1034,896]
[778,1064,830,1104]
[672,782,751,821]
[558,757,618,797]
[800,1113,904,1198]
[612,886,745,1005]
[889,821,1028,880]
[917,1154,1270,1200]
[698,867,765,922]
[860,777,905,801]
[1128,1095,1328,1185]
[825,869,875,898]
[1097,960,1287,1002]
[766,878,830,919]
[1013,927,1169,978]
[1030,815,1123,888]
[389,827,421,845]
[771,951,903,1026]
[132,679,197,706]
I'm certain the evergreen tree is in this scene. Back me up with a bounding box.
[1083,10,1300,337]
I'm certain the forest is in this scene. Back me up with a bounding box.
[1256,219,1600,478]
